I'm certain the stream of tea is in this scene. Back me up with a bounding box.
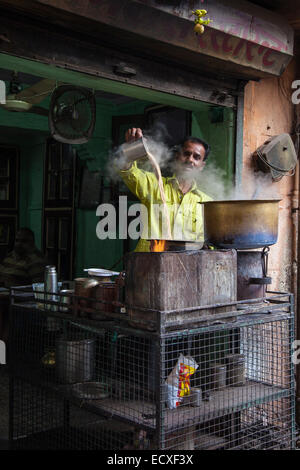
[146,149,172,240]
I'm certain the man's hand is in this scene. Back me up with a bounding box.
[119,128,144,170]
[125,128,143,143]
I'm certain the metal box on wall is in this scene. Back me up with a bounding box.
[125,249,237,329]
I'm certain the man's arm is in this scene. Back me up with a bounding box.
[118,127,159,201]
[119,128,143,170]
[119,161,159,202]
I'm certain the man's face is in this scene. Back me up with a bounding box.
[175,141,206,177]
[14,231,33,255]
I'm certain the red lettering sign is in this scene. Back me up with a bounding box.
[233,39,245,57]
[222,37,233,53]
[263,49,275,67]
[195,30,277,68]
[211,31,220,52]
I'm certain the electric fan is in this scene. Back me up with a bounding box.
[49,85,96,144]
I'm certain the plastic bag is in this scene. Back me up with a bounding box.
[165,354,198,409]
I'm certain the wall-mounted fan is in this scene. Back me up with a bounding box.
[0,72,54,116]
[48,85,96,144]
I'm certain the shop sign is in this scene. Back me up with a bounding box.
[30,0,293,77]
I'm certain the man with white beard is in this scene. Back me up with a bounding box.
[119,127,212,252]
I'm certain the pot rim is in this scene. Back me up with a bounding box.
[201,198,281,204]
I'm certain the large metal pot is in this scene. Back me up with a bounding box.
[202,199,280,249]
[56,337,96,384]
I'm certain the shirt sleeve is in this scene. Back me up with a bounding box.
[202,193,213,202]
[119,161,159,202]
[195,189,213,202]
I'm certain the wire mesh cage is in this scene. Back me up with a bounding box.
[8,289,295,450]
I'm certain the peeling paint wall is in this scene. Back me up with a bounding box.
[243,59,297,293]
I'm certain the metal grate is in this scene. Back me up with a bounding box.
[9,291,295,450]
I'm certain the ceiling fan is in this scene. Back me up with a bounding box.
[0,72,55,116]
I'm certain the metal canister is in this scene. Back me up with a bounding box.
[59,289,74,312]
[210,362,227,390]
[225,354,246,387]
[56,337,96,384]
[183,388,202,406]
[190,388,202,406]
[44,265,58,311]
[94,282,117,313]
[74,278,99,314]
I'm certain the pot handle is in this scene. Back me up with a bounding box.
[250,246,272,285]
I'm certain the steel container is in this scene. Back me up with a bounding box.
[120,137,149,162]
[74,278,99,312]
[225,354,246,387]
[59,289,74,312]
[183,388,202,406]
[202,199,280,249]
[44,265,58,311]
[94,282,117,313]
[56,337,96,384]
[210,362,227,390]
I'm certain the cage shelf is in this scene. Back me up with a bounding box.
[8,290,296,450]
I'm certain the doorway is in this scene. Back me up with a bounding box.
[0,55,238,277]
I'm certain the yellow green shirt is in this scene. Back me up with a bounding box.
[120,162,212,252]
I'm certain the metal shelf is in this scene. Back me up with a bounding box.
[73,381,290,432]
[9,360,291,433]
[9,292,295,450]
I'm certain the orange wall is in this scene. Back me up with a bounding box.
[243,59,297,293]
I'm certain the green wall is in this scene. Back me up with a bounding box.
[73,99,154,276]
[0,89,49,250]
[74,100,116,277]
[192,106,235,196]
[18,136,46,249]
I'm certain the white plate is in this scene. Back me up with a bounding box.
[83,268,120,277]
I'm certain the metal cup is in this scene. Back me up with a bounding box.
[183,388,202,407]
[210,362,227,390]
[59,289,74,312]
[120,137,149,162]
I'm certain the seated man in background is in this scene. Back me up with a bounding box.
[0,227,47,345]
[0,227,47,288]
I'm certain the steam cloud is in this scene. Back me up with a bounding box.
[194,163,280,200]
[109,131,280,201]
[108,124,173,180]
